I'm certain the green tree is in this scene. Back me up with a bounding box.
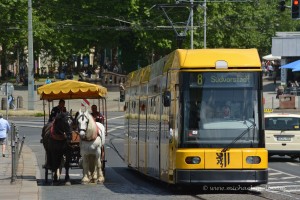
[0,0,27,79]
[1,0,300,76]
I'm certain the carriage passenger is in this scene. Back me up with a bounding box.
[48,99,67,122]
[91,104,104,124]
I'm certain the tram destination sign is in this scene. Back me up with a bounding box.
[188,72,255,88]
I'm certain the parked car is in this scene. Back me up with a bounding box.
[265,113,300,159]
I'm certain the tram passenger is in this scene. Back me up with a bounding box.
[91,104,104,124]
[48,99,67,122]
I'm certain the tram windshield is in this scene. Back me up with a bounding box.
[180,72,261,148]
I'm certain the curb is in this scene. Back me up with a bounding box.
[18,145,39,200]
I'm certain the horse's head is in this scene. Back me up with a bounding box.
[53,111,73,141]
[76,109,95,140]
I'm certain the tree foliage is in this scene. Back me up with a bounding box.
[0,0,299,75]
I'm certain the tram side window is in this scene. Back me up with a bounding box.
[131,101,137,113]
[149,97,156,115]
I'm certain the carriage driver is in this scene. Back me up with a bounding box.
[91,104,104,124]
[48,99,67,122]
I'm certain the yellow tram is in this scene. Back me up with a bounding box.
[124,49,268,185]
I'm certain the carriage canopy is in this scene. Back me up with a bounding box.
[37,80,107,101]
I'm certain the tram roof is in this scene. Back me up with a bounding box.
[37,80,107,100]
[175,49,261,69]
[127,48,261,85]
[141,66,151,83]
[129,66,151,86]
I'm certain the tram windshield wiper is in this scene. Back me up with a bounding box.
[221,120,256,152]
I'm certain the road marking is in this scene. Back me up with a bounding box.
[268,177,278,180]
[61,173,81,177]
[107,116,124,121]
[28,144,43,147]
[285,189,300,192]
[18,125,43,128]
[287,162,299,166]
[11,121,44,124]
[269,167,300,179]
[253,186,300,199]
[107,126,124,133]
[279,185,300,188]
[269,172,282,176]
[281,176,298,179]
[267,181,293,184]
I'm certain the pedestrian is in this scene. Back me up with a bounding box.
[87,68,92,78]
[8,94,16,110]
[0,113,10,157]
[276,85,284,99]
[45,77,52,84]
[119,82,125,102]
[16,74,20,84]
[267,61,274,77]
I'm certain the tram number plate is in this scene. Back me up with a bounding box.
[277,136,291,141]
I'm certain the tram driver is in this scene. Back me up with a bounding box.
[222,105,231,119]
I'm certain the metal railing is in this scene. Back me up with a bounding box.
[10,123,25,184]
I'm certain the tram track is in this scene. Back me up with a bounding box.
[106,126,125,161]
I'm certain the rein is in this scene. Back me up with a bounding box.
[50,120,67,141]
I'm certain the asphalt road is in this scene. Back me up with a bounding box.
[10,113,300,200]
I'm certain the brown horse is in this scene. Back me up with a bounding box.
[42,112,73,185]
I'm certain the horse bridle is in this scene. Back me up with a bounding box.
[77,113,101,141]
[52,114,72,141]
[77,114,89,133]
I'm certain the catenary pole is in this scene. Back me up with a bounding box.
[203,0,207,48]
[191,0,194,49]
[28,0,35,110]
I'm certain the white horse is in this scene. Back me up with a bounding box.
[76,110,105,184]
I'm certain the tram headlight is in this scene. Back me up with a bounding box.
[185,156,201,164]
[246,156,261,164]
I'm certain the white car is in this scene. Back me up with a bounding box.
[265,113,300,159]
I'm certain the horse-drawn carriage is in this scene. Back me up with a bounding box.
[37,80,107,185]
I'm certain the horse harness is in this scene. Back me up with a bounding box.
[50,120,67,141]
[77,114,102,141]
